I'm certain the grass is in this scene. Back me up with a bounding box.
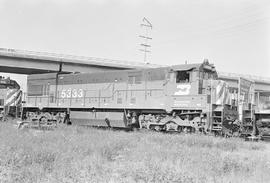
[0,123,270,183]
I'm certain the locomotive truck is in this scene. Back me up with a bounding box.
[22,61,240,135]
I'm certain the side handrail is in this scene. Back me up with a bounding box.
[25,88,164,106]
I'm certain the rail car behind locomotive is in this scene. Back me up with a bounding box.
[0,76,22,119]
[254,91,270,140]
[23,61,238,134]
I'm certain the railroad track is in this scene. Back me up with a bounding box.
[79,124,134,132]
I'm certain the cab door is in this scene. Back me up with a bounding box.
[164,71,176,96]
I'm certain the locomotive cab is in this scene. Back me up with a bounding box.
[168,60,217,96]
[160,61,237,134]
[148,61,219,132]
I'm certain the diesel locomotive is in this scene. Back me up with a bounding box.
[0,76,22,119]
[22,61,240,135]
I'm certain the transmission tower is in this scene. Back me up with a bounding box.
[139,17,152,63]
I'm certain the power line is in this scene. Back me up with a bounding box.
[139,17,153,63]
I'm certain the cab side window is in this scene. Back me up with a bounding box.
[176,71,190,83]
[128,75,142,84]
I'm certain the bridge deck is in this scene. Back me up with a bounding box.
[0,48,269,92]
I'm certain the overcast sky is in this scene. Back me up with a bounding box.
[0,0,270,88]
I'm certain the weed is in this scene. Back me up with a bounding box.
[0,124,269,183]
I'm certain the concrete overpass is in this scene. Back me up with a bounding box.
[0,48,158,74]
[0,48,269,92]
[218,72,270,92]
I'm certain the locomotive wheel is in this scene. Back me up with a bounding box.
[182,126,195,133]
[56,112,66,124]
[177,126,183,132]
[44,112,52,119]
[40,116,47,123]
[165,121,178,131]
[149,125,162,131]
[56,117,62,124]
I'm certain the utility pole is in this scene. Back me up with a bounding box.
[139,17,152,64]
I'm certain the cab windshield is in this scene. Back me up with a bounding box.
[176,71,190,83]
